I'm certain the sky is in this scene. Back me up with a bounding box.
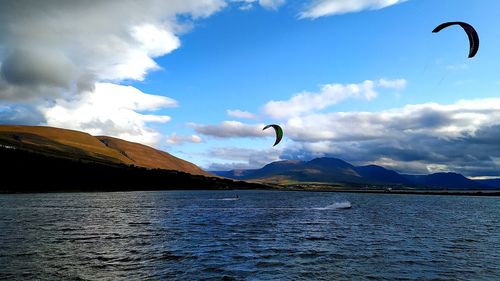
[1,0,500,178]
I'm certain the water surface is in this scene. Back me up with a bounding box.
[0,190,499,280]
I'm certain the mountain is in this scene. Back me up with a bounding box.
[213,169,258,179]
[475,179,500,189]
[0,125,266,193]
[354,165,413,185]
[214,160,302,180]
[212,157,493,189]
[405,173,488,189]
[213,158,365,184]
[0,125,209,176]
[213,157,399,185]
[3,125,493,191]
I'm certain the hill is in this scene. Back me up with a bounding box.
[96,136,209,176]
[0,146,265,193]
[1,125,494,191]
[405,173,489,189]
[0,125,209,176]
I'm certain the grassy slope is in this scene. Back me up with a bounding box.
[96,136,210,176]
[0,125,208,176]
[0,125,132,164]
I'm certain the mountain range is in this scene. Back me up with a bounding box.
[212,158,499,190]
[1,125,498,192]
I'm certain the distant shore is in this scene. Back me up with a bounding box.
[2,186,499,196]
[272,187,500,196]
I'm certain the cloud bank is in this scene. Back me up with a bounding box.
[191,121,273,138]
[42,83,177,145]
[197,96,500,176]
[0,0,226,144]
[285,98,500,176]
[263,79,406,119]
[166,133,203,145]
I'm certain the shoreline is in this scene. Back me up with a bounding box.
[1,187,499,196]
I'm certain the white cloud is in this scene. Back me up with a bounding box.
[279,98,500,176]
[0,1,227,144]
[469,176,500,180]
[239,3,254,10]
[191,120,274,138]
[0,1,226,100]
[262,78,406,119]
[259,0,286,10]
[284,98,500,143]
[41,83,177,146]
[227,109,257,119]
[166,133,203,145]
[300,0,407,19]
[378,78,407,90]
[231,0,285,10]
[199,97,500,176]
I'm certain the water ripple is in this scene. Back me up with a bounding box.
[0,190,499,280]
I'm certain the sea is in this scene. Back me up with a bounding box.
[0,190,499,280]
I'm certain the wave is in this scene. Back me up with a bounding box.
[208,198,240,201]
[314,201,352,210]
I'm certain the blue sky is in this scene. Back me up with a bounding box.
[142,0,500,174]
[1,0,500,177]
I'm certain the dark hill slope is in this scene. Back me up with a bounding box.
[0,147,264,193]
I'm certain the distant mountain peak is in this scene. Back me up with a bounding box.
[211,157,494,190]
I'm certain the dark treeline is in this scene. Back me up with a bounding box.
[0,147,267,193]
